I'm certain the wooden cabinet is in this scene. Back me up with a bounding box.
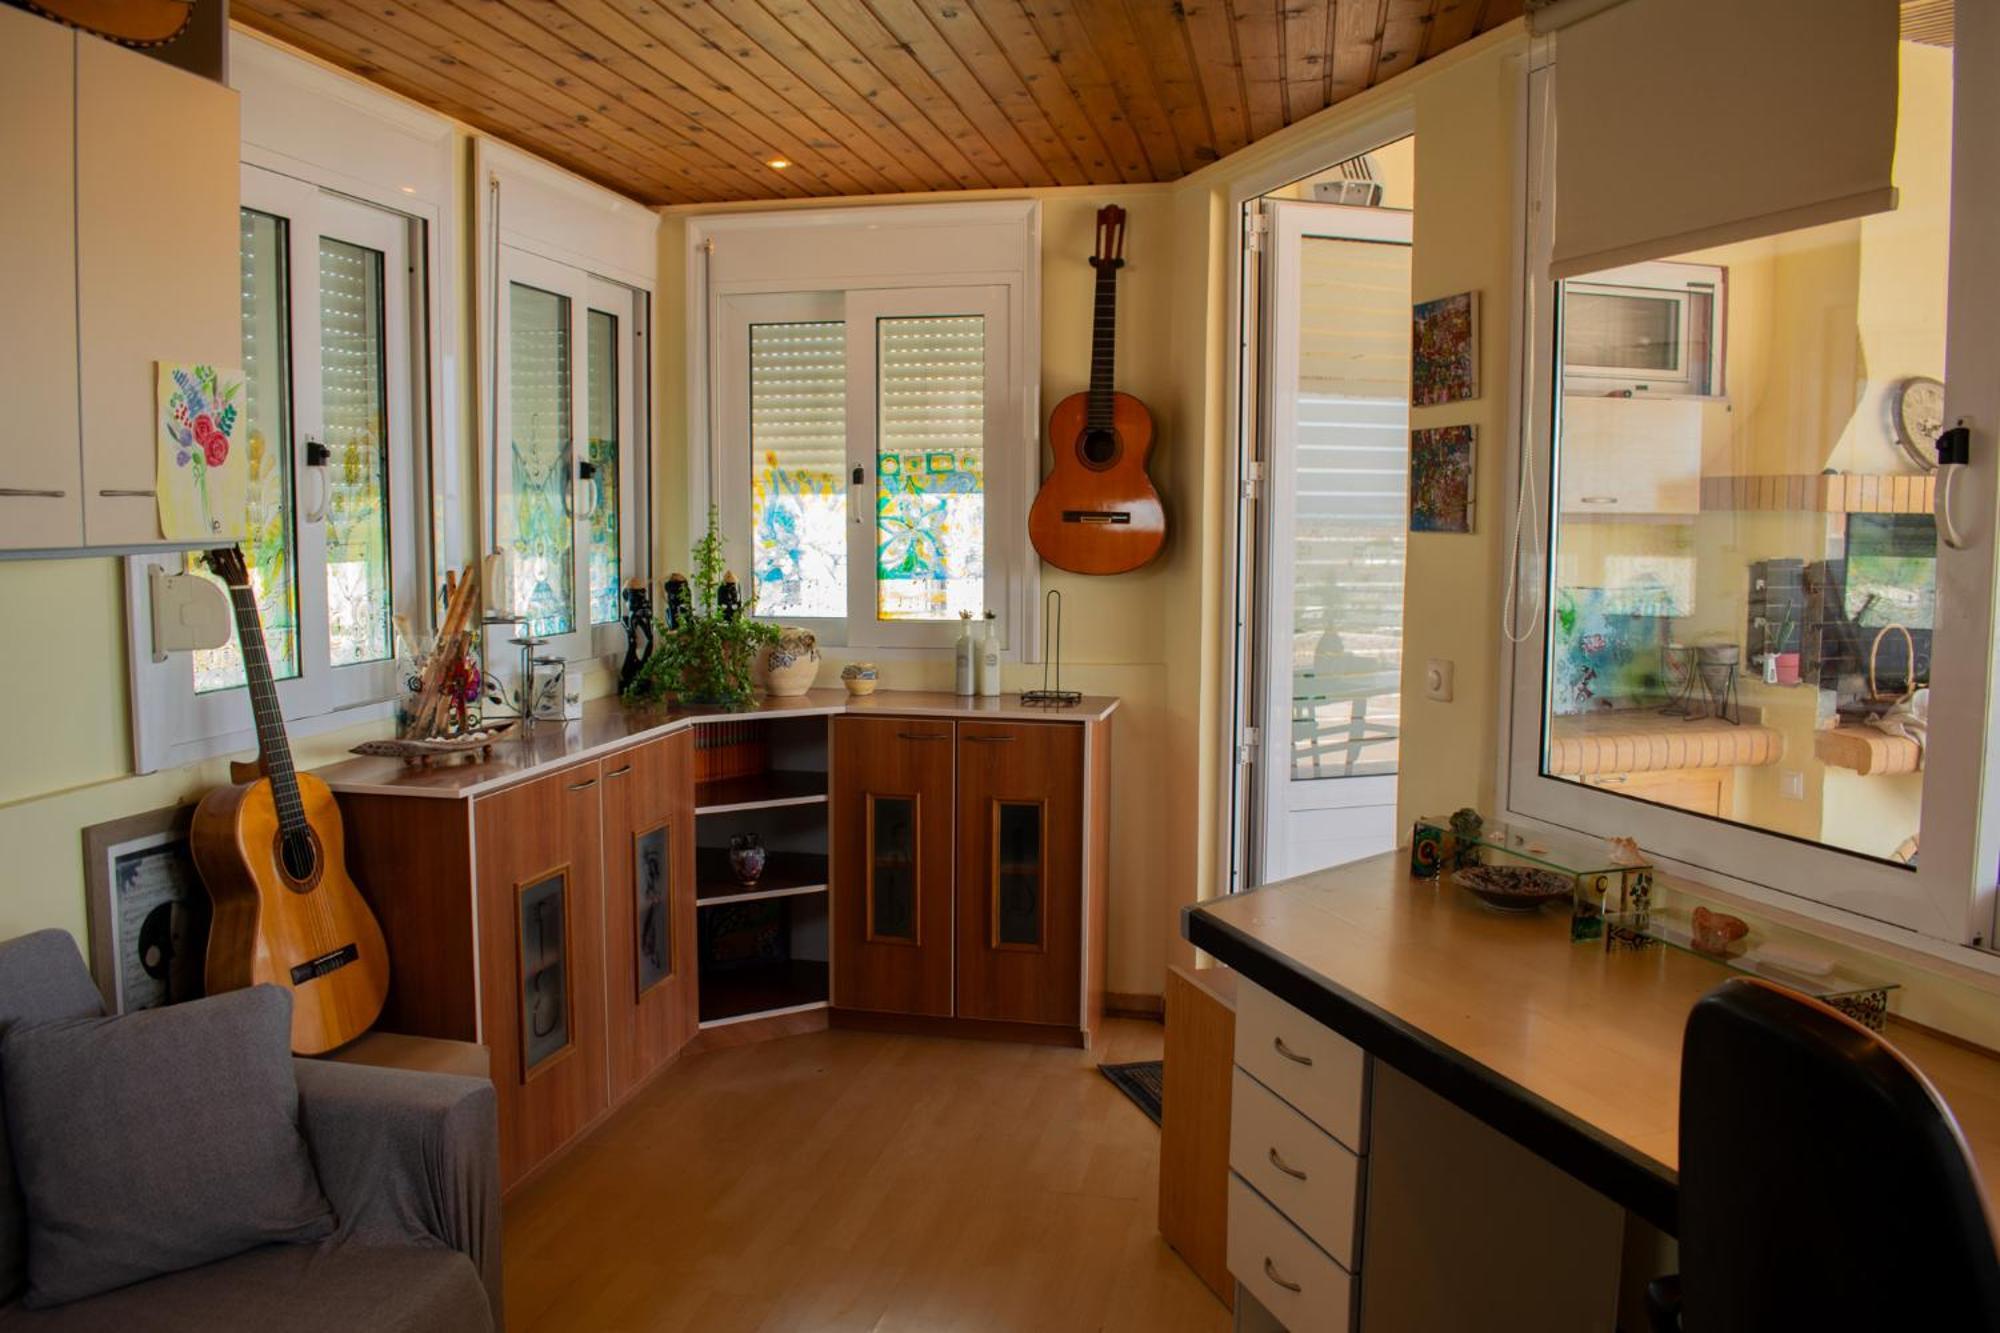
[0,12,238,553]
[831,717,955,1018]
[0,4,82,552]
[601,729,697,1102]
[830,713,1109,1044]
[1558,396,1703,516]
[955,721,1084,1027]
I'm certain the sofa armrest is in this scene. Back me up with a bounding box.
[293,1058,502,1327]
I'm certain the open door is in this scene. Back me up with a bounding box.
[1254,199,1412,883]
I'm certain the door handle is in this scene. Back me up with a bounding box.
[1267,1146,1308,1181]
[965,735,1016,744]
[605,764,632,778]
[96,488,155,498]
[1262,1257,1301,1294]
[567,778,599,791]
[0,488,67,498]
[1272,1035,1313,1067]
[898,732,950,742]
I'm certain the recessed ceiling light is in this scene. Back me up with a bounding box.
[765,157,791,171]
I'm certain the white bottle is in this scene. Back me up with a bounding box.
[954,611,975,695]
[977,612,1002,697]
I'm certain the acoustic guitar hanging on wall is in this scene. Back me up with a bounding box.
[1030,205,1166,575]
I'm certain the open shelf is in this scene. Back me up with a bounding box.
[695,849,830,907]
[698,959,830,1025]
[694,770,827,815]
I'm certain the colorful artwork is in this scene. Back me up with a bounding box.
[1409,425,1475,533]
[156,362,247,541]
[876,449,984,620]
[753,449,846,618]
[1412,291,1480,406]
[1552,586,1668,714]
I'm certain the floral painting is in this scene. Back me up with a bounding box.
[1409,425,1475,533]
[1411,291,1480,406]
[156,363,247,541]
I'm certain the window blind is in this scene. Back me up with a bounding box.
[749,320,847,618]
[875,314,986,621]
[1548,0,1899,279]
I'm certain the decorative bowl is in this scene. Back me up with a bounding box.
[841,662,878,696]
[1452,865,1572,913]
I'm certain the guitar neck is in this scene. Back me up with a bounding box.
[1087,262,1119,432]
[223,581,308,835]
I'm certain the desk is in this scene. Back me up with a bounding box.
[1184,852,2000,1237]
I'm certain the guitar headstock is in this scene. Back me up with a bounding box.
[204,545,251,589]
[1090,205,1127,271]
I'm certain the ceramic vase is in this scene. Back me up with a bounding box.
[728,834,767,886]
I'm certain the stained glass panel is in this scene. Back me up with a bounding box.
[320,236,393,666]
[508,282,574,636]
[194,209,300,694]
[876,315,984,621]
[750,320,846,618]
[586,308,620,627]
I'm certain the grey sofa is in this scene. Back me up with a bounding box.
[0,930,502,1331]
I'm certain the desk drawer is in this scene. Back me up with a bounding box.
[1230,1068,1362,1267]
[1228,1173,1354,1333]
[1235,979,1368,1152]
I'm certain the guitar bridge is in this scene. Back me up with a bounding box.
[1061,510,1132,525]
[290,943,360,986]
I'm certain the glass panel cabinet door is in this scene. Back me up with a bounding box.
[993,801,1045,948]
[832,718,954,1017]
[518,870,570,1074]
[869,795,920,942]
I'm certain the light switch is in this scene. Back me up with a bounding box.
[1780,770,1805,801]
[1425,658,1455,702]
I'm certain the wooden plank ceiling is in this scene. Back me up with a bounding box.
[231,0,1523,205]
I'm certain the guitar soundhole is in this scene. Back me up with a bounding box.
[1080,428,1120,471]
[274,828,323,891]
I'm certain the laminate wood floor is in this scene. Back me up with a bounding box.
[504,1019,1230,1333]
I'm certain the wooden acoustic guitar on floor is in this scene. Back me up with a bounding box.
[190,546,389,1055]
[1030,205,1166,575]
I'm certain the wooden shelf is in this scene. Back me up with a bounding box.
[698,959,829,1025]
[694,769,827,815]
[695,849,830,907]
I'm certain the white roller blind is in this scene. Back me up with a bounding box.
[1550,0,1900,279]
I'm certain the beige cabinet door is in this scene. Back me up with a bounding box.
[76,32,239,547]
[0,7,82,551]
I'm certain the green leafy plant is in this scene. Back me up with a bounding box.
[624,506,778,710]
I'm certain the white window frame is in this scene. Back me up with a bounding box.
[688,202,1040,656]
[1559,259,1724,397]
[1498,38,2000,959]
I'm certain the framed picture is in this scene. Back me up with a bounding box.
[82,804,210,1014]
[517,868,573,1079]
[1410,425,1477,534]
[1412,291,1481,405]
[634,823,672,997]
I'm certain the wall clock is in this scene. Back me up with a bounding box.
[1889,375,1945,472]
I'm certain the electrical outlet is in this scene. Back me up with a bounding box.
[1780,770,1805,801]
[1425,658,1455,702]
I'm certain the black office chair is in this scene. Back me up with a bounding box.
[1651,977,2000,1331]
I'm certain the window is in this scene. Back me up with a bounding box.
[696,203,1038,652]
[130,165,429,771]
[1560,261,1722,397]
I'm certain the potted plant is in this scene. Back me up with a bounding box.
[623,507,778,710]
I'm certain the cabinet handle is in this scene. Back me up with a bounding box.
[1267,1146,1308,1181]
[98,488,156,498]
[1578,495,1619,505]
[965,735,1016,744]
[1592,774,1629,785]
[1263,1257,1302,1294]
[898,732,950,742]
[0,488,67,499]
[605,764,633,778]
[567,778,599,791]
[1272,1035,1313,1067]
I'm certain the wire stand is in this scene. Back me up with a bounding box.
[1022,589,1082,709]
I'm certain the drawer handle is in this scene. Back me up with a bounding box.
[0,488,66,499]
[1263,1257,1302,1294]
[1273,1035,1313,1067]
[1267,1146,1308,1181]
[898,732,951,742]
[1579,495,1619,505]
[567,778,599,791]
[98,488,156,498]
[605,764,633,778]
[965,735,1015,744]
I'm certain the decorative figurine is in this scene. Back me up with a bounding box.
[620,582,655,693]
[1691,906,1749,956]
[1448,807,1484,843]
[663,572,691,630]
[729,834,767,886]
[717,571,742,622]
[1606,836,1645,867]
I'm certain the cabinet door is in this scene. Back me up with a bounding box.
[1557,396,1702,516]
[0,7,82,551]
[955,721,1084,1027]
[476,761,608,1189]
[832,716,955,1017]
[76,32,239,546]
[602,730,697,1101]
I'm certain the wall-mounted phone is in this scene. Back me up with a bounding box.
[1937,419,1973,551]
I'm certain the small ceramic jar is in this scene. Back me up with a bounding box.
[760,628,820,697]
[841,662,879,696]
[728,834,766,886]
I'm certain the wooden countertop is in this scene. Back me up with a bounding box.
[1184,853,2000,1235]
[1548,710,1782,775]
[316,689,1120,799]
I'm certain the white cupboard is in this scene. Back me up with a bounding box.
[1557,395,1704,516]
[0,13,240,554]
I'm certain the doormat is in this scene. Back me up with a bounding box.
[1098,1060,1163,1126]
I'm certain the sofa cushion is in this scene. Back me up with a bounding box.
[0,1242,493,1333]
[0,932,109,1307]
[0,985,334,1307]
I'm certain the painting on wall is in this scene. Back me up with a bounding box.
[1552,587,1670,715]
[83,805,209,1015]
[1411,292,1480,405]
[1409,425,1476,533]
[156,362,247,541]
